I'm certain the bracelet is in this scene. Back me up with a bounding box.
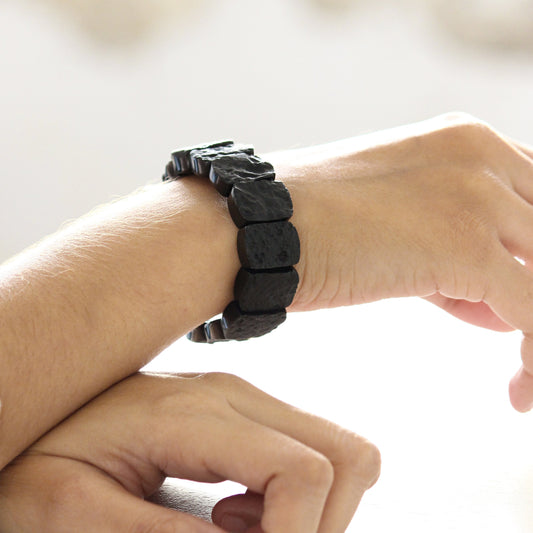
[162,141,300,343]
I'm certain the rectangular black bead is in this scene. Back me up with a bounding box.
[204,319,227,343]
[221,301,286,340]
[170,150,193,176]
[237,221,300,270]
[187,325,208,343]
[234,267,299,312]
[228,180,292,227]
[162,160,174,181]
[170,140,234,176]
[190,144,255,177]
[210,154,275,197]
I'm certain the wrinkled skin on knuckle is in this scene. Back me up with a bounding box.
[197,371,245,393]
[292,450,335,493]
[334,430,381,489]
[354,439,382,489]
[426,113,502,170]
[438,112,495,143]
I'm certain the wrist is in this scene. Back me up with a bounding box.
[155,177,240,336]
[267,144,368,312]
[265,152,328,312]
[163,143,301,342]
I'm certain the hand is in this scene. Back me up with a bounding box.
[274,112,533,411]
[0,372,380,533]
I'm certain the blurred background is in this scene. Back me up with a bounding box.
[1,0,533,530]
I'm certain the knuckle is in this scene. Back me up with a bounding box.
[450,211,496,269]
[440,112,490,135]
[148,389,215,435]
[334,430,382,488]
[146,374,240,443]
[436,113,500,158]
[198,371,244,390]
[150,388,197,418]
[47,470,92,511]
[293,450,335,490]
[354,438,382,488]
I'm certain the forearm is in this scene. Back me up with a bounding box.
[0,177,239,469]
[3,112,532,469]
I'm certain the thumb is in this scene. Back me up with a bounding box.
[212,492,264,533]
[483,249,533,412]
[509,365,533,413]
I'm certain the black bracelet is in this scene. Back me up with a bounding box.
[162,141,300,343]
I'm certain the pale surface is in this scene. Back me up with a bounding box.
[1,0,533,530]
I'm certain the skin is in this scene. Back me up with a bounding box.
[0,174,240,469]
[273,112,533,411]
[1,112,533,529]
[0,372,381,533]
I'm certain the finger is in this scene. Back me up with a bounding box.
[423,294,514,332]
[162,404,334,533]
[212,492,264,532]
[213,374,381,533]
[509,365,533,413]
[0,455,220,533]
[483,247,533,411]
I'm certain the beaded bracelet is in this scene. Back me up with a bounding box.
[162,141,300,343]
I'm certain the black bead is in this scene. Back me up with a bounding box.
[228,180,292,227]
[235,267,299,312]
[190,144,255,177]
[237,221,300,270]
[187,325,208,343]
[162,161,174,181]
[170,150,193,176]
[204,319,227,343]
[221,301,286,340]
[170,140,234,177]
[210,154,275,197]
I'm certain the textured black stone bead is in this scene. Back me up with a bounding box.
[204,319,227,343]
[190,144,255,177]
[170,140,234,177]
[228,180,292,227]
[209,154,275,197]
[221,301,286,340]
[237,221,300,270]
[235,267,299,312]
[162,161,174,181]
[187,325,208,343]
[170,150,192,176]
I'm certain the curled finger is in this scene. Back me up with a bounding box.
[206,373,381,533]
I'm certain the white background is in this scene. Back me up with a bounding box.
[1,0,533,530]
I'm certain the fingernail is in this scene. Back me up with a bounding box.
[220,513,248,533]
